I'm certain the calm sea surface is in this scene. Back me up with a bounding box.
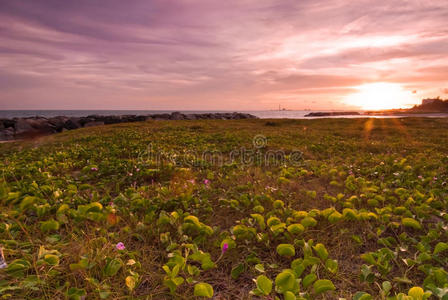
[0,110,447,119]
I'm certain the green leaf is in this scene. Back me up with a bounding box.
[301,216,317,228]
[40,219,60,233]
[382,281,392,294]
[231,264,245,279]
[67,287,87,300]
[103,258,123,277]
[313,243,329,260]
[172,276,184,286]
[325,259,338,274]
[70,258,89,271]
[44,254,60,266]
[313,279,335,294]
[284,291,296,300]
[256,275,272,295]
[434,242,448,255]
[20,196,36,211]
[353,292,373,300]
[276,244,295,257]
[255,263,265,273]
[251,214,266,230]
[287,224,305,235]
[194,282,214,298]
[360,253,376,265]
[402,217,422,230]
[302,273,317,288]
[5,259,31,278]
[328,211,343,223]
[275,270,297,293]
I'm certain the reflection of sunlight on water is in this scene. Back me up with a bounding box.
[344,82,420,110]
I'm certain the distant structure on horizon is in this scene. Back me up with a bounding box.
[411,97,448,112]
[422,98,438,105]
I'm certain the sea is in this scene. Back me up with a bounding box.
[0,110,447,119]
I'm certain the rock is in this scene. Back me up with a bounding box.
[14,118,34,135]
[152,113,171,120]
[0,128,15,141]
[84,121,105,127]
[0,112,258,140]
[13,117,55,137]
[170,112,185,120]
[305,112,360,117]
[102,115,123,124]
[48,116,69,132]
[64,118,81,130]
[1,119,15,128]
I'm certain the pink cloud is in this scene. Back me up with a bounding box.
[0,0,447,110]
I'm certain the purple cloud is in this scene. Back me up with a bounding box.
[0,0,447,110]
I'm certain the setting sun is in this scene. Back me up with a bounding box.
[344,82,420,111]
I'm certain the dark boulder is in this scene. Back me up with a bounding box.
[0,128,15,141]
[14,117,55,137]
[64,118,81,130]
[152,113,171,120]
[48,116,69,132]
[169,112,185,120]
[305,112,360,117]
[84,121,105,127]
[1,119,15,128]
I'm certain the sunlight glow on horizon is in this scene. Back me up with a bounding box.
[344,82,421,111]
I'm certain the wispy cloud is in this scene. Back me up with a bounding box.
[0,0,447,109]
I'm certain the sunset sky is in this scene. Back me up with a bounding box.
[1,0,447,110]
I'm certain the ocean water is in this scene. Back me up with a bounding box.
[0,110,446,119]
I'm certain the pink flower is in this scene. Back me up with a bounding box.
[116,242,125,250]
[418,175,423,179]
[188,179,196,184]
[91,167,98,171]
[203,179,210,185]
[222,243,229,254]
[433,177,438,181]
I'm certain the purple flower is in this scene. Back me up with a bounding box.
[116,242,125,250]
[203,179,210,185]
[222,243,229,254]
[91,167,98,171]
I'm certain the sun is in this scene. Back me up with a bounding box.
[344,82,419,111]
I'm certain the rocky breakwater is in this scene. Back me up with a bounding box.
[0,112,257,141]
[305,111,361,117]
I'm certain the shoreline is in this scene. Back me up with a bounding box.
[0,112,257,141]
